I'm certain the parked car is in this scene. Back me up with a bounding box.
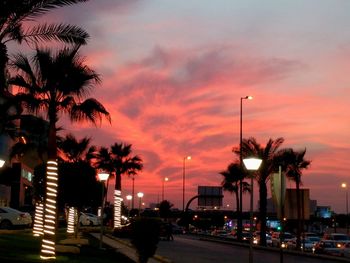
[287,236,321,251]
[341,242,350,258]
[0,207,32,229]
[79,212,100,226]
[271,232,294,248]
[313,240,343,256]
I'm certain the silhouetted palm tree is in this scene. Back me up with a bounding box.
[220,162,250,217]
[9,46,110,259]
[0,0,89,92]
[238,137,286,246]
[279,148,311,249]
[95,142,143,228]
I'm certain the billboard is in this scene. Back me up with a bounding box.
[198,186,223,207]
[284,189,310,220]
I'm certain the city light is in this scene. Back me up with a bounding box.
[67,207,76,234]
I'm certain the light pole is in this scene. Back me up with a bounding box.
[137,192,144,214]
[243,157,262,263]
[131,175,135,209]
[162,177,169,201]
[126,195,132,217]
[238,95,253,241]
[98,172,110,249]
[182,156,191,211]
[342,183,349,234]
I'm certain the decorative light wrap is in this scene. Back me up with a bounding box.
[114,190,122,228]
[40,160,58,260]
[67,207,76,234]
[33,202,44,236]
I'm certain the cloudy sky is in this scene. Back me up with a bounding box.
[13,0,350,212]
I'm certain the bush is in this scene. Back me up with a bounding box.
[131,217,161,263]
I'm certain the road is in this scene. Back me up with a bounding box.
[156,235,347,263]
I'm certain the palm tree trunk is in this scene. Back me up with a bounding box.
[114,172,122,228]
[259,180,268,246]
[40,115,58,259]
[296,179,302,250]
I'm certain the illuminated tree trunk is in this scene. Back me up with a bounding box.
[114,173,122,228]
[33,202,44,237]
[40,114,58,260]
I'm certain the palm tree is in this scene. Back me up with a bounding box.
[58,133,99,236]
[279,148,311,249]
[95,142,143,228]
[220,162,250,219]
[0,0,89,92]
[238,137,286,246]
[9,46,110,259]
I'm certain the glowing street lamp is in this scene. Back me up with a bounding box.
[162,177,169,201]
[137,192,144,213]
[0,159,5,168]
[183,156,191,211]
[126,195,132,208]
[243,157,262,263]
[238,95,253,241]
[98,172,109,249]
[342,183,349,234]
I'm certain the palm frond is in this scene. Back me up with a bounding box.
[24,23,89,45]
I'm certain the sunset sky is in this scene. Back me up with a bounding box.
[11,0,350,212]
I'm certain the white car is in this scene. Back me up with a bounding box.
[79,212,100,226]
[0,207,32,229]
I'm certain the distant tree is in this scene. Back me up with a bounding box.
[158,200,174,220]
[220,162,250,217]
[236,137,286,246]
[95,142,143,228]
[278,148,311,249]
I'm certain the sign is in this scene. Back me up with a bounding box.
[198,186,223,207]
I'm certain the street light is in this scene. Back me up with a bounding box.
[162,177,169,201]
[342,183,349,234]
[243,157,262,263]
[238,95,253,241]
[0,158,5,168]
[137,192,144,213]
[98,172,109,249]
[183,156,191,211]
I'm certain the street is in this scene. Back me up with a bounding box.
[156,235,347,263]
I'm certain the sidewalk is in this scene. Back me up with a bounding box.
[90,233,172,263]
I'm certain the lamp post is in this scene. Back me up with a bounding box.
[98,172,109,249]
[182,156,191,211]
[342,183,349,234]
[162,177,169,201]
[126,195,132,217]
[243,157,262,263]
[137,192,144,214]
[238,95,253,241]
[131,175,135,209]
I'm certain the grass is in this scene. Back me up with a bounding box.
[0,229,135,263]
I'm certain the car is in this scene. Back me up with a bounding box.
[79,212,100,226]
[0,207,32,229]
[271,232,294,248]
[313,240,343,256]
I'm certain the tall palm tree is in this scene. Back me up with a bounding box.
[0,0,89,92]
[238,137,286,246]
[58,133,99,236]
[279,148,311,249]
[9,46,110,259]
[95,142,143,228]
[220,162,250,219]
